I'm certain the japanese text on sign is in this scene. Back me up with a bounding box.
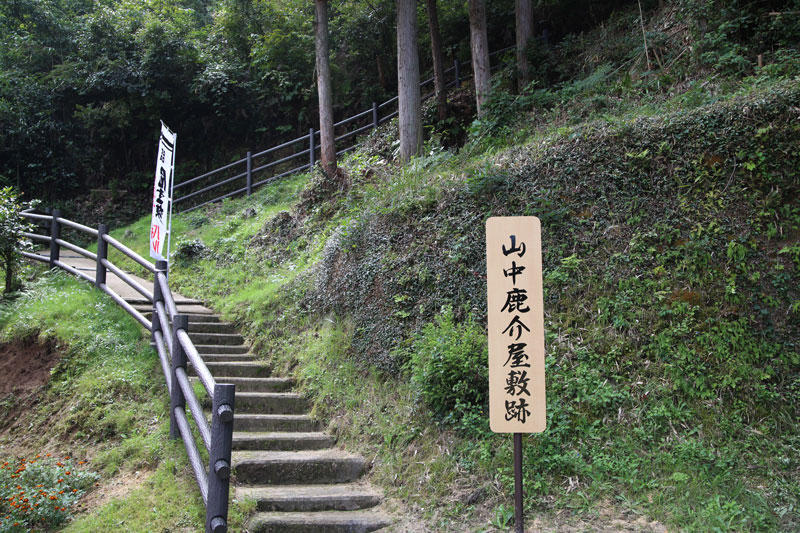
[486,217,546,433]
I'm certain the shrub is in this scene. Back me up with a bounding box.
[173,238,209,265]
[408,306,488,428]
[0,187,36,294]
[0,454,99,532]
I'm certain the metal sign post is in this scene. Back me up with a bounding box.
[514,433,523,532]
[486,216,547,533]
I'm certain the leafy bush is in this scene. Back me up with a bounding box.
[0,455,99,532]
[468,82,536,140]
[0,187,36,294]
[466,162,510,197]
[407,306,488,429]
[173,238,209,265]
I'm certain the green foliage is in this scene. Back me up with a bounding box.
[173,238,209,266]
[0,455,99,532]
[93,4,800,530]
[0,187,35,293]
[466,162,510,197]
[489,503,514,530]
[0,272,158,447]
[406,306,488,431]
[679,0,800,76]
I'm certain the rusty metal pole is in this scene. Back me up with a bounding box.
[514,433,524,533]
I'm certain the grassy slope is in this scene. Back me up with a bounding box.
[0,272,252,532]
[95,8,800,532]
[107,78,800,531]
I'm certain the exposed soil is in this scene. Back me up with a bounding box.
[74,468,154,516]
[0,337,60,396]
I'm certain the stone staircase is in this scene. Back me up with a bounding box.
[133,300,391,533]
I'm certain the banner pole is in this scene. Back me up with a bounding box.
[514,432,524,533]
[165,130,177,266]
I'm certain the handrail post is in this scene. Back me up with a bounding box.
[49,209,61,268]
[153,260,167,338]
[309,128,315,169]
[95,224,108,288]
[372,102,379,129]
[169,314,188,439]
[454,58,460,87]
[246,151,253,196]
[206,383,235,533]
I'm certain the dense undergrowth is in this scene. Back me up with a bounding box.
[0,272,252,531]
[26,2,800,531]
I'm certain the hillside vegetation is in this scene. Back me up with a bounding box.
[106,22,800,533]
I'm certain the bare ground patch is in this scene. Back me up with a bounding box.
[0,336,60,396]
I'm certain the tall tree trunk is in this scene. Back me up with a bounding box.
[397,0,422,161]
[468,0,490,115]
[314,0,336,176]
[425,0,447,121]
[515,0,534,91]
[376,55,386,90]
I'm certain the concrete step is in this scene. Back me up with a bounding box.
[232,432,334,451]
[232,414,319,433]
[247,510,391,533]
[186,321,237,334]
[197,353,256,363]
[232,450,366,485]
[235,392,308,414]
[127,297,205,306]
[139,311,221,323]
[188,332,244,345]
[214,377,295,393]
[198,361,270,378]
[193,344,250,355]
[186,313,221,323]
[237,484,382,512]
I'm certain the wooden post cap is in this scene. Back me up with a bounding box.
[214,459,230,479]
[210,516,227,533]
[217,403,233,423]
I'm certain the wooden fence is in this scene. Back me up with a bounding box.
[20,209,234,533]
[174,46,515,212]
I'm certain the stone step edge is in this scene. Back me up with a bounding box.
[246,510,391,532]
[235,483,382,512]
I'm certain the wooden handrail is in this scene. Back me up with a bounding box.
[175,45,515,212]
[103,234,156,274]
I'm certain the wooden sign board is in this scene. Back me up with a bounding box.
[486,217,546,433]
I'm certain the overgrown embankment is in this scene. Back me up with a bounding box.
[101,75,800,531]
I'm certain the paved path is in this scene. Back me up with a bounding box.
[55,252,208,313]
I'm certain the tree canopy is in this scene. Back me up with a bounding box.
[2,0,796,216]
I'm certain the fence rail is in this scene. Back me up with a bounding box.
[20,210,235,533]
[175,46,515,212]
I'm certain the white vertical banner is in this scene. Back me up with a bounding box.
[150,122,177,261]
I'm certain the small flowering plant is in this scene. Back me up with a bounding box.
[0,454,99,532]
